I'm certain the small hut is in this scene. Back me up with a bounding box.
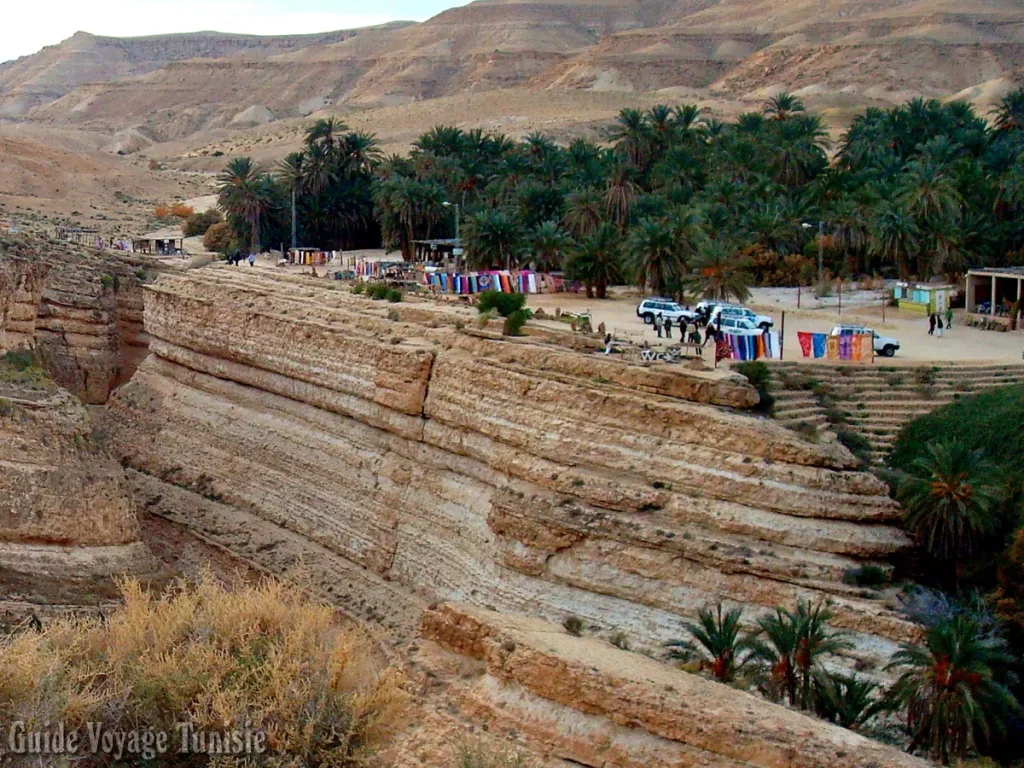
[134,227,185,256]
[892,282,954,315]
[965,267,1024,326]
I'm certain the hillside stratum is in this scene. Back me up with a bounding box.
[1,0,1022,146]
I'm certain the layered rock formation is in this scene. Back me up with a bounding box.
[420,602,930,768]
[0,236,165,403]
[0,364,161,627]
[107,268,917,671]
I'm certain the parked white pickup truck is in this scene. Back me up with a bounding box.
[830,325,900,357]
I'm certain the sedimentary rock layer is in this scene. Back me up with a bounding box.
[0,237,166,403]
[420,602,931,768]
[0,384,161,614]
[107,267,916,666]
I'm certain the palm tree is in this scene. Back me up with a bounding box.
[765,92,806,121]
[305,117,349,153]
[627,217,686,296]
[897,440,1001,567]
[884,613,1021,764]
[275,151,305,249]
[813,672,886,730]
[666,604,748,682]
[609,108,649,171]
[565,223,623,299]
[745,599,852,709]
[899,158,962,227]
[341,131,382,174]
[603,163,640,231]
[689,240,752,303]
[563,189,604,239]
[465,208,521,270]
[526,221,573,271]
[217,157,271,252]
[993,86,1024,132]
[869,200,920,279]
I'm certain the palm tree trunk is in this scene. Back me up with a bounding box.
[291,187,297,249]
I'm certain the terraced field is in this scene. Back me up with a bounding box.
[768,362,1024,462]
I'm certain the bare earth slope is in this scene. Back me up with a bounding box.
[1,0,1021,144]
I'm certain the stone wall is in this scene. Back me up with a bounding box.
[106,267,918,668]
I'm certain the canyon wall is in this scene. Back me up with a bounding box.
[419,602,930,768]
[0,369,162,627]
[0,238,162,403]
[106,267,918,671]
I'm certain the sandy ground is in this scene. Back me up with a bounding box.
[527,288,1024,366]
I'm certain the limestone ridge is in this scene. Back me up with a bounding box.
[107,267,917,669]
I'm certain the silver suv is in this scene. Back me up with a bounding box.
[636,298,697,325]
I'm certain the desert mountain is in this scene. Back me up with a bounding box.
[0,0,1022,144]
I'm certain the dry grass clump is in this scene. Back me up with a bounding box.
[0,576,408,766]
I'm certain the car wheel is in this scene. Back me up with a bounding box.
[642,313,654,325]
[882,345,896,357]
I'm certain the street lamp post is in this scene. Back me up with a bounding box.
[443,201,461,268]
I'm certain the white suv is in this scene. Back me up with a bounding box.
[831,325,900,357]
[716,316,765,336]
[636,298,697,325]
[697,301,773,330]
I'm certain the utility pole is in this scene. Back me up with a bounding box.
[444,201,462,269]
[290,186,297,250]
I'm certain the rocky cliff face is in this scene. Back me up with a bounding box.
[0,237,162,403]
[0,365,161,626]
[106,268,917,670]
[419,602,931,768]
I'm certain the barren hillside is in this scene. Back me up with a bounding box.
[1,0,1020,146]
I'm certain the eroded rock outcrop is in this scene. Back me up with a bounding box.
[420,602,930,768]
[106,267,917,670]
[0,367,162,626]
[0,236,166,402]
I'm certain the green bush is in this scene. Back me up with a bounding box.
[366,282,390,300]
[733,361,774,414]
[477,290,526,317]
[183,209,223,238]
[836,428,871,458]
[889,384,1024,474]
[502,309,528,337]
[351,282,365,295]
[563,616,584,636]
[386,288,403,303]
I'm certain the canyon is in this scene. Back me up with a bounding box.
[0,243,941,765]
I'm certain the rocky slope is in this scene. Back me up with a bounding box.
[105,267,918,672]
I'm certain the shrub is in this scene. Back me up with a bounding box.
[0,576,407,766]
[202,221,234,254]
[610,630,631,651]
[563,615,584,636]
[477,290,526,317]
[790,421,820,442]
[153,205,172,219]
[477,308,498,329]
[842,564,890,588]
[836,428,872,462]
[386,288,403,303]
[351,282,365,295]
[183,209,223,237]
[502,309,528,336]
[733,360,774,414]
[170,203,195,219]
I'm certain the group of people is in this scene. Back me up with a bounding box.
[228,251,257,267]
[928,307,954,336]
[653,311,722,346]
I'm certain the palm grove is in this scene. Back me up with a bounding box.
[215,90,1024,302]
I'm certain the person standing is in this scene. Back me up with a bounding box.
[604,332,613,356]
[654,313,664,338]
[945,306,953,329]
[248,252,256,267]
[928,313,936,335]
[664,316,673,340]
